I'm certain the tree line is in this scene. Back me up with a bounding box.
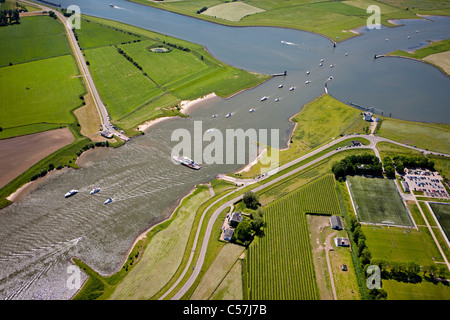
[0,8,20,26]
[332,153,382,180]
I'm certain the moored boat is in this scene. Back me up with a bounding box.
[104,198,112,205]
[90,188,100,195]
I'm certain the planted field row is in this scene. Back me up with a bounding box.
[247,174,340,299]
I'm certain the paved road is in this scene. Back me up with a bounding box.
[165,133,449,299]
[21,1,129,141]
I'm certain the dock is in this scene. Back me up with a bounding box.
[272,71,287,77]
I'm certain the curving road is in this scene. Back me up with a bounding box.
[163,133,449,300]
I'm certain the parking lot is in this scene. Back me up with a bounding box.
[403,169,449,199]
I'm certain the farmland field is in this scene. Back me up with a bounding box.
[0,16,71,67]
[246,174,340,300]
[0,55,85,139]
[347,175,414,226]
[429,203,450,241]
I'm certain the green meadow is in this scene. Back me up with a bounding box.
[0,15,71,67]
[79,16,268,131]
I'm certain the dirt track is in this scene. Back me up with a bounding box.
[0,128,74,189]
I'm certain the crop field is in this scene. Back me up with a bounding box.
[202,2,265,21]
[429,203,450,241]
[246,174,340,299]
[0,16,71,67]
[347,175,414,226]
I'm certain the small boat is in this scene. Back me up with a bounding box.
[274,98,280,102]
[319,62,323,66]
[320,59,324,62]
[345,52,348,56]
[249,108,255,113]
[289,87,295,91]
[225,113,232,118]
[328,76,334,81]
[305,80,310,84]
[65,190,78,198]
[206,128,214,133]
[212,114,217,118]
[306,71,310,75]
[330,64,334,68]
[90,188,100,195]
[260,96,268,101]
[278,84,283,88]
[172,155,201,170]
[104,198,112,205]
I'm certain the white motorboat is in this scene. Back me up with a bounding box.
[225,113,232,118]
[289,87,295,91]
[328,76,334,81]
[65,190,78,198]
[212,114,217,118]
[320,58,324,62]
[330,64,334,68]
[90,188,100,195]
[249,108,255,113]
[260,96,268,101]
[274,98,279,102]
[278,84,283,88]
[104,198,112,205]
[305,80,311,84]
[319,62,323,66]
[306,71,310,75]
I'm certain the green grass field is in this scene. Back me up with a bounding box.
[363,225,442,265]
[377,117,450,155]
[347,175,414,226]
[0,55,85,139]
[430,203,450,241]
[0,16,71,67]
[382,278,450,300]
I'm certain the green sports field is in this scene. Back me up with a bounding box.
[429,203,450,241]
[347,175,414,226]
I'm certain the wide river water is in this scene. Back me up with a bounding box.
[0,0,449,299]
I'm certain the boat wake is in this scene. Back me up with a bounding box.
[281,40,298,46]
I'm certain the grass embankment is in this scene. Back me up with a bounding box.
[388,39,450,76]
[129,0,434,41]
[232,94,370,179]
[77,16,269,136]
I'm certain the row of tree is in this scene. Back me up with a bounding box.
[391,155,435,174]
[332,153,383,180]
[0,8,20,26]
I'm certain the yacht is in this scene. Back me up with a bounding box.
[249,108,255,113]
[320,58,324,62]
[289,87,295,91]
[226,112,232,118]
[330,64,334,68]
[305,80,311,84]
[65,190,78,198]
[319,62,323,66]
[274,98,279,102]
[278,84,283,88]
[104,198,112,205]
[90,188,100,195]
[212,114,217,118]
[260,96,268,101]
[328,76,334,81]
[306,71,310,75]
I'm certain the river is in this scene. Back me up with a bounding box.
[0,0,449,299]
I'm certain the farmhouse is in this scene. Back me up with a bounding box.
[229,212,242,228]
[330,215,343,230]
[334,237,350,247]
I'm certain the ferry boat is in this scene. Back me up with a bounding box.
[260,96,268,101]
[249,108,255,112]
[90,188,100,195]
[172,155,201,170]
[65,190,78,198]
[104,198,112,205]
[225,113,232,118]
